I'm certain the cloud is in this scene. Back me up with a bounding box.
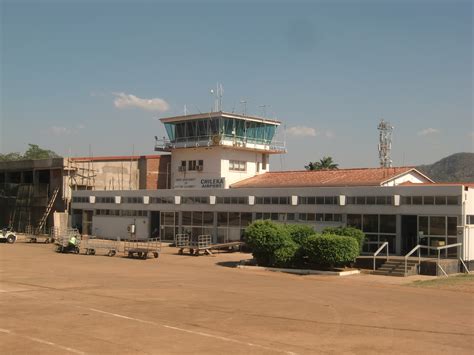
[287,125,318,137]
[113,92,169,112]
[76,124,85,130]
[468,131,474,139]
[324,130,335,139]
[417,128,440,136]
[49,126,71,136]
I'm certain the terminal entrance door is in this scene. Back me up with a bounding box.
[150,211,160,239]
[401,215,418,254]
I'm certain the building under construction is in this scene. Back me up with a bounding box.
[0,155,171,232]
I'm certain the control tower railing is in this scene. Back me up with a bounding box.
[154,135,286,153]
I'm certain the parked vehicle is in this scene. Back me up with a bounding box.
[0,227,17,244]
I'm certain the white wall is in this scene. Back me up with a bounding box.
[93,216,149,240]
[170,147,269,189]
[382,171,431,186]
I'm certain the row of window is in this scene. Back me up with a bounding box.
[419,216,458,236]
[401,196,459,206]
[216,196,248,204]
[229,160,246,171]
[72,196,89,203]
[255,196,291,205]
[181,196,209,204]
[77,194,462,207]
[346,196,393,205]
[180,160,204,171]
[299,196,338,205]
[95,209,148,217]
[150,197,174,204]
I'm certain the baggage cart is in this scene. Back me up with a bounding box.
[82,237,118,257]
[124,238,161,260]
[54,229,81,253]
[24,225,55,244]
[176,234,212,256]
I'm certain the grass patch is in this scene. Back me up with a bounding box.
[410,274,474,288]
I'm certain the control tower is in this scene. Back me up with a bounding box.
[155,111,286,189]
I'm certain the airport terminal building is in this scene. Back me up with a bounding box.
[70,112,474,262]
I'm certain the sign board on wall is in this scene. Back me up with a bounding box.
[201,178,225,188]
[174,178,197,189]
[174,177,226,189]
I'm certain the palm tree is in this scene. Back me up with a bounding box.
[305,156,339,171]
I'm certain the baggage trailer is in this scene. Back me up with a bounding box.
[82,237,118,257]
[175,234,243,256]
[24,225,55,244]
[54,229,81,253]
[124,238,161,260]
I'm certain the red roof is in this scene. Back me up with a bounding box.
[231,167,431,188]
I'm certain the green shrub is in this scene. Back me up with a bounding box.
[273,240,300,267]
[244,220,292,266]
[322,226,365,251]
[284,224,315,245]
[301,234,359,268]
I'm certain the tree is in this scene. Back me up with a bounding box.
[0,144,60,161]
[305,156,338,171]
[23,144,60,160]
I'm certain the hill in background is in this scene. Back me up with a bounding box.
[417,152,474,183]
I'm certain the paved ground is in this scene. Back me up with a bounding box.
[1,241,473,354]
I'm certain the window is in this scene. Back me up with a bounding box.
[447,196,459,205]
[412,196,422,205]
[347,214,362,230]
[363,215,378,233]
[262,154,268,170]
[435,196,447,205]
[423,196,434,205]
[419,216,429,235]
[380,215,396,233]
[188,160,197,171]
[467,215,474,225]
[229,160,246,171]
[429,216,445,235]
[447,217,457,235]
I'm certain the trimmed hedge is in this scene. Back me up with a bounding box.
[322,226,365,251]
[244,220,292,266]
[245,221,361,269]
[284,224,315,245]
[273,240,300,267]
[301,234,359,268]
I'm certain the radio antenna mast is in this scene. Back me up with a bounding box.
[210,83,223,112]
[377,118,394,168]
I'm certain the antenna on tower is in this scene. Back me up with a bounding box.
[210,83,224,112]
[377,118,394,168]
[240,100,247,116]
[259,104,270,117]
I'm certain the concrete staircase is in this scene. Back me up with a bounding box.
[372,259,419,277]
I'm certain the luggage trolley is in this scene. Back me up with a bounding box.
[24,225,55,244]
[82,237,118,257]
[176,234,212,256]
[54,229,81,253]
[124,238,161,260]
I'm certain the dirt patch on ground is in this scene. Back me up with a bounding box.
[1,242,473,354]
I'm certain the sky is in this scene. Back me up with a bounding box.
[1,0,472,170]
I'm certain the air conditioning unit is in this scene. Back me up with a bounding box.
[196,165,203,172]
[178,166,186,172]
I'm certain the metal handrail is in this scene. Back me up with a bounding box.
[373,241,389,271]
[404,242,464,276]
[404,245,422,275]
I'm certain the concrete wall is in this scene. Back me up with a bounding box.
[171,147,268,189]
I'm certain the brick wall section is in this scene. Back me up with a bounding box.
[138,155,171,189]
